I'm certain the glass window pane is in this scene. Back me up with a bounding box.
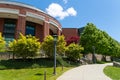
[3,19,16,42]
[26,22,35,36]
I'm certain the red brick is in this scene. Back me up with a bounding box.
[62,28,78,40]
[0,18,4,33]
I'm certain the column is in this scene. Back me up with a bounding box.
[57,30,61,36]
[0,18,4,33]
[15,10,26,39]
[35,24,44,42]
[43,20,49,38]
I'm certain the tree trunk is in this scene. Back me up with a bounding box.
[102,55,106,62]
[12,53,15,60]
[110,56,114,61]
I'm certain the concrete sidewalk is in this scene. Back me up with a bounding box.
[57,63,112,80]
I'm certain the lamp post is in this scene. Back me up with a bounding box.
[92,46,96,64]
[53,35,58,75]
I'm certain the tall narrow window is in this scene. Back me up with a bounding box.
[26,22,35,36]
[3,19,16,42]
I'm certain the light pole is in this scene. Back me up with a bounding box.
[92,46,96,64]
[53,35,58,75]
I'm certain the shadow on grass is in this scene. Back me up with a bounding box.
[35,73,43,76]
[0,58,55,70]
[0,57,80,70]
[35,72,52,77]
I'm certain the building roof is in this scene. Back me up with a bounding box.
[0,0,45,13]
[0,0,62,30]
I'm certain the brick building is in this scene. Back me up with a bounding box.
[0,1,62,42]
[62,28,79,40]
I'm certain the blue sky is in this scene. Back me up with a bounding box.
[11,0,120,42]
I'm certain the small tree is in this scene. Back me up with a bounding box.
[0,33,6,52]
[66,36,79,46]
[8,40,17,59]
[41,35,54,58]
[57,35,66,55]
[41,35,66,58]
[9,33,41,59]
[66,43,84,61]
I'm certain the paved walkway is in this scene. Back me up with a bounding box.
[57,63,112,80]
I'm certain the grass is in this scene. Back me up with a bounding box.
[0,67,71,80]
[104,66,120,80]
[0,58,79,80]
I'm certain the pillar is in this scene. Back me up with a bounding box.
[15,9,26,39]
[35,24,44,42]
[0,18,4,33]
[57,29,61,36]
[43,19,49,38]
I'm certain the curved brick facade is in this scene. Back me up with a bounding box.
[0,1,62,42]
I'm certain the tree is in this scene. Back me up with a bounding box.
[41,35,66,58]
[57,35,66,55]
[66,36,80,46]
[80,23,120,61]
[80,23,99,53]
[41,35,54,58]
[0,33,6,52]
[9,33,41,59]
[8,40,17,59]
[66,43,84,61]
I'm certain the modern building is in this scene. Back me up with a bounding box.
[0,1,62,42]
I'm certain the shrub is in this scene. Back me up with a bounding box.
[66,43,84,61]
[0,33,6,52]
[9,33,41,59]
[41,35,66,58]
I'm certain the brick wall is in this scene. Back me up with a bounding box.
[0,18,4,33]
[62,28,79,40]
[35,24,44,42]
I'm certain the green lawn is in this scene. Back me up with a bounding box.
[104,66,120,80]
[0,58,78,80]
[0,67,71,80]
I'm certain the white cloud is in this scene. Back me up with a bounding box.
[67,7,77,16]
[46,3,77,20]
[63,0,68,4]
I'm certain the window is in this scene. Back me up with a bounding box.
[26,22,35,36]
[3,19,16,42]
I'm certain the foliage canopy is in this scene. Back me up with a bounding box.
[9,33,41,59]
[41,35,66,58]
[66,43,84,61]
[0,33,6,52]
[80,23,120,57]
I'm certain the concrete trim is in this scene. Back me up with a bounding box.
[49,20,62,31]
[59,28,62,31]
[45,21,49,23]
[0,8,19,14]
[0,1,45,14]
[49,20,59,28]
[18,14,26,17]
[26,12,45,21]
